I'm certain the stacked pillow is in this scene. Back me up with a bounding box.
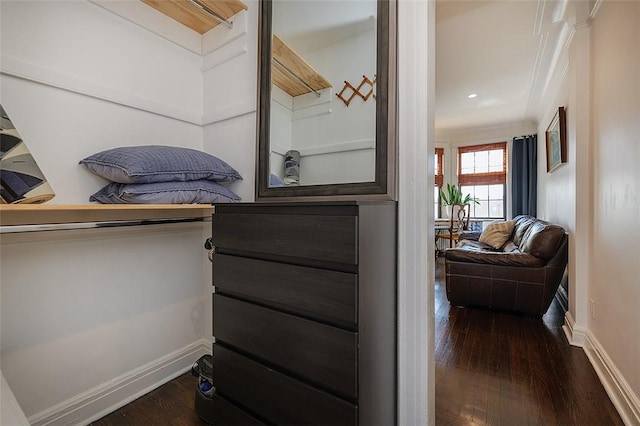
[80,145,242,204]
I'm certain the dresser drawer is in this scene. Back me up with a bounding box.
[214,345,357,426]
[214,254,357,327]
[213,294,358,398]
[213,213,357,266]
[210,392,266,426]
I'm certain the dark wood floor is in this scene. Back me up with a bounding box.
[435,257,623,425]
[93,259,623,425]
[90,373,207,426]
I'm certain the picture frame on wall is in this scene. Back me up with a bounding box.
[545,106,567,172]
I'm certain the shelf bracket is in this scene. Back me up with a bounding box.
[188,0,233,29]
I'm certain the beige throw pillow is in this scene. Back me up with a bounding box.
[479,220,516,249]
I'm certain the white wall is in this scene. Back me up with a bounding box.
[588,0,640,419]
[0,0,204,204]
[202,0,258,202]
[0,1,213,423]
[0,226,209,421]
[536,1,640,423]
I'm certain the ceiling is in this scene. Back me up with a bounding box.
[436,0,569,132]
[273,1,376,55]
[273,0,570,133]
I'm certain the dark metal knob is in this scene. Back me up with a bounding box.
[204,237,213,250]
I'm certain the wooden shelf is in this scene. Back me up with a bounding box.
[272,35,332,97]
[141,0,247,34]
[0,204,213,227]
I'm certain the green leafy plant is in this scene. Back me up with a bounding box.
[439,183,480,206]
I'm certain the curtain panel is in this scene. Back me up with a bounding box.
[511,135,537,217]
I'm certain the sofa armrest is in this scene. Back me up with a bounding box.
[444,248,546,267]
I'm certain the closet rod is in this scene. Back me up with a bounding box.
[188,0,233,29]
[0,217,208,234]
[273,58,321,97]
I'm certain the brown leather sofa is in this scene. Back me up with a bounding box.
[444,215,568,316]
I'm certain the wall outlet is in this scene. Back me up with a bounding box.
[591,298,596,320]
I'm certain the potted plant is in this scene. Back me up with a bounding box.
[440,183,479,217]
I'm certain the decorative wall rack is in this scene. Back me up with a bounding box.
[336,75,376,107]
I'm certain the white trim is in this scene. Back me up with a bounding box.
[584,331,640,426]
[562,310,587,347]
[28,340,210,426]
[272,86,294,111]
[590,0,605,20]
[299,139,374,157]
[1,372,29,426]
[89,0,202,54]
[202,39,248,72]
[397,0,432,424]
[0,56,202,125]
[292,88,332,111]
[270,140,374,157]
[292,105,332,121]
[201,10,248,56]
[90,1,248,57]
[270,143,288,156]
[202,101,256,126]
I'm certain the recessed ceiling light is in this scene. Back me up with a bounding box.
[468,93,477,98]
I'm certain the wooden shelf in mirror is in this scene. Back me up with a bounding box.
[141,0,247,34]
[0,204,213,227]
[272,35,332,97]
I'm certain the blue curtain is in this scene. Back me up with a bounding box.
[511,135,537,217]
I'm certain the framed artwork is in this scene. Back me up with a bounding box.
[545,106,567,172]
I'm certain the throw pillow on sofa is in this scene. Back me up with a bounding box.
[479,219,516,249]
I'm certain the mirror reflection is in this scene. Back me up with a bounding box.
[268,0,378,187]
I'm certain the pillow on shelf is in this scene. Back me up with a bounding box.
[80,145,242,184]
[89,180,241,204]
[269,173,284,187]
[478,219,516,249]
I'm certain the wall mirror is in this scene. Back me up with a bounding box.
[256,0,396,200]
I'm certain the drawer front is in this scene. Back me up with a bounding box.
[211,392,266,426]
[213,213,357,266]
[214,345,357,426]
[214,254,357,327]
[214,294,358,398]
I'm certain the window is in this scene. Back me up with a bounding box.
[434,148,444,218]
[458,142,506,218]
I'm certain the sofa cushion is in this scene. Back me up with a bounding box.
[518,221,566,259]
[445,248,545,267]
[478,220,515,249]
[457,239,499,252]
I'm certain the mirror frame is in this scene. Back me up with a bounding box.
[255,0,397,201]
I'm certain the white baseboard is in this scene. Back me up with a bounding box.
[562,311,587,347]
[584,331,640,426]
[28,339,211,426]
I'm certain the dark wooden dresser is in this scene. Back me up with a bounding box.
[209,201,397,425]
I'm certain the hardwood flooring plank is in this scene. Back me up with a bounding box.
[93,257,622,426]
[90,373,208,426]
[435,257,624,426]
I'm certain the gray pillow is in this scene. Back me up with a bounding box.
[80,145,242,184]
[89,180,240,204]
